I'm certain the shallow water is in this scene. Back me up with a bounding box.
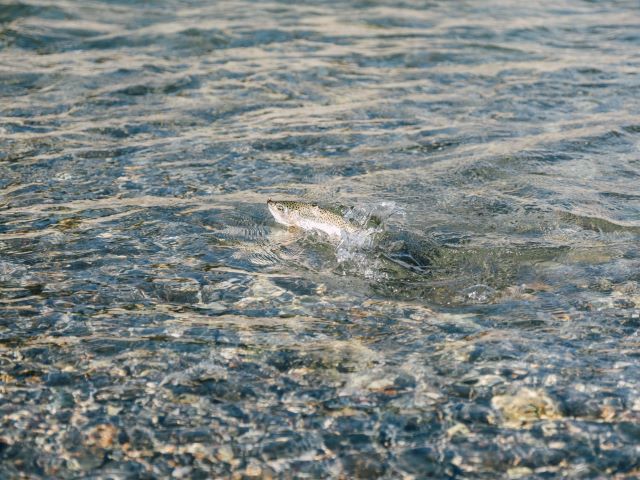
[1,0,640,477]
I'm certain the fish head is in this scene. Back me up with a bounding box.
[267,199,298,226]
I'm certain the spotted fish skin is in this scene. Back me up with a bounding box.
[267,199,358,238]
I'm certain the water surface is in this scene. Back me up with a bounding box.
[1,0,640,477]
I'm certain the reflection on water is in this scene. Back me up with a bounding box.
[1,0,640,477]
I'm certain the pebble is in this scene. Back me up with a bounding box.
[492,388,562,427]
[216,445,234,463]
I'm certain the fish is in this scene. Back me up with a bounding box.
[267,199,359,238]
[267,199,436,273]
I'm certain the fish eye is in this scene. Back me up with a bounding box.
[276,205,285,212]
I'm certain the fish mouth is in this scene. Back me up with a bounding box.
[267,201,291,226]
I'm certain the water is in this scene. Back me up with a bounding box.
[1,0,640,477]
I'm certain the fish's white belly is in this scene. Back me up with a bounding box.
[297,218,343,237]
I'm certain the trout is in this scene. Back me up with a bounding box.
[267,199,359,238]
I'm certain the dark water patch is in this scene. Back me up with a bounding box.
[0,71,49,96]
[0,24,83,54]
[553,129,636,155]
[560,211,640,235]
[112,75,200,97]
[363,15,435,30]
[230,28,318,49]
[0,3,73,24]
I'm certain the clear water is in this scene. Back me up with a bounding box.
[1,0,640,477]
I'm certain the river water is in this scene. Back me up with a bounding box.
[1,0,640,478]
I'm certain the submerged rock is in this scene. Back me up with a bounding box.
[491,388,562,427]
